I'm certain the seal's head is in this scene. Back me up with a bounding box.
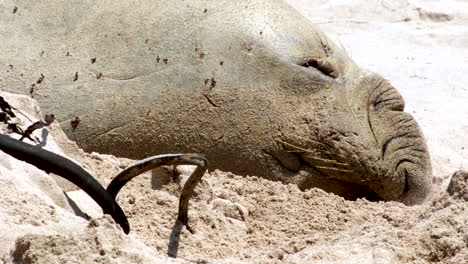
[264,56,433,205]
[141,2,432,205]
[202,33,433,205]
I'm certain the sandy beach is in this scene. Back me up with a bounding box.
[1,0,467,263]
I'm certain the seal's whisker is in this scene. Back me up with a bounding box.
[314,166,361,182]
[314,166,359,181]
[301,154,352,170]
[314,166,356,174]
[277,139,310,153]
[278,136,340,160]
[278,136,319,150]
[277,139,329,158]
[286,134,333,149]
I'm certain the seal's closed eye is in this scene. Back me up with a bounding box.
[301,58,338,79]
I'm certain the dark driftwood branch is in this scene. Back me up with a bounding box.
[107,153,208,233]
[0,134,130,234]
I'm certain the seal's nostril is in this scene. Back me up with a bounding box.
[301,58,338,78]
[403,168,410,194]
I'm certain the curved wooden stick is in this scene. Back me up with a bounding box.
[107,153,208,233]
[0,134,130,234]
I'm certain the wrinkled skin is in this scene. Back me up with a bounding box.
[0,0,432,204]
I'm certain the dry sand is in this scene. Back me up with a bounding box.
[1,0,468,263]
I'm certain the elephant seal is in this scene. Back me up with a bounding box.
[0,0,432,204]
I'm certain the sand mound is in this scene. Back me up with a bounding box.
[2,149,467,263]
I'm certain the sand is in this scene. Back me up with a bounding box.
[1,0,467,263]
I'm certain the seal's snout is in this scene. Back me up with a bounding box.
[365,77,433,204]
[270,73,433,205]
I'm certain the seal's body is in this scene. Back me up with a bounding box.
[0,0,432,204]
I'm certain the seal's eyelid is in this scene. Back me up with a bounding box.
[300,58,338,79]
